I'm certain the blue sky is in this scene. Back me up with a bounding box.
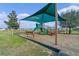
[58,3,79,10]
[0,3,47,29]
[0,3,47,15]
[0,3,67,14]
[0,3,79,29]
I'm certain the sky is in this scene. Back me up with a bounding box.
[0,3,47,29]
[0,3,47,14]
[0,3,79,29]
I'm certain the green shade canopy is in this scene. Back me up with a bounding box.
[21,3,65,23]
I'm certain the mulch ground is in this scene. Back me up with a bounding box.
[19,33,79,56]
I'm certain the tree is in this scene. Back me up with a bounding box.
[60,10,79,34]
[5,10,19,29]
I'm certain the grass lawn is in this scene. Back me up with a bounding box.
[0,30,55,56]
[72,30,79,34]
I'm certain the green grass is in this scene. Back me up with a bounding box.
[0,30,54,56]
[0,30,25,47]
[72,30,79,34]
[65,30,79,35]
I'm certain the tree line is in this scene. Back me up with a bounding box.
[60,9,79,34]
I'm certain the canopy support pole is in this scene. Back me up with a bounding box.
[40,14,44,32]
[55,3,58,45]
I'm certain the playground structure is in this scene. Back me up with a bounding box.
[21,3,65,45]
[19,3,79,55]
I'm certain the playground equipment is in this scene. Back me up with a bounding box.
[21,3,65,45]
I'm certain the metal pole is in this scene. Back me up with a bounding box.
[55,3,58,45]
[40,14,44,32]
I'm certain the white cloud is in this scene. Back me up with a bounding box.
[44,22,61,29]
[20,21,36,29]
[0,12,8,21]
[58,5,79,15]
[0,12,30,29]
[17,13,36,29]
[0,12,8,28]
[0,12,30,21]
[17,13,30,20]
